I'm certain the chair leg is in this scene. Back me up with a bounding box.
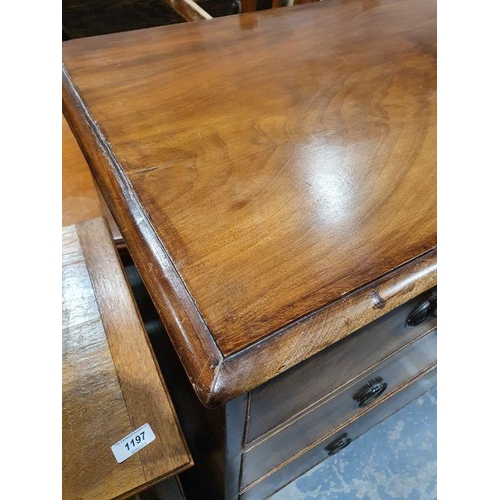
[240,0,257,11]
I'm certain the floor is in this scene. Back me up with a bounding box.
[268,386,437,500]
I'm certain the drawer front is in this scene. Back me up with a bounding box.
[247,288,437,442]
[240,366,437,500]
[241,329,436,489]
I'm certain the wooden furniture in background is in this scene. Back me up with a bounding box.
[63,115,125,243]
[62,217,193,499]
[62,115,101,226]
[62,0,234,40]
[241,0,315,13]
[164,0,213,20]
[62,0,436,496]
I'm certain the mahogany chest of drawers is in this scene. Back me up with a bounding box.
[62,0,437,496]
[126,273,436,499]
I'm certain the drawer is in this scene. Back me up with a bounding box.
[240,365,437,500]
[241,328,436,489]
[247,288,437,442]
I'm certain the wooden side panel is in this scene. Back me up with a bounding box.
[225,395,249,499]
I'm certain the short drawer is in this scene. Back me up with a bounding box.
[241,328,436,489]
[247,288,437,442]
[240,365,437,500]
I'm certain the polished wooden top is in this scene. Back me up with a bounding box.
[63,0,436,406]
[62,218,192,499]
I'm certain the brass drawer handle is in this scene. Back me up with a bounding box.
[354,378,388,407]
[406,295,437,326]
[326,434,352,456]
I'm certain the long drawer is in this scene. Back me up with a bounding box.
[247,288,437,442]
[240,365,437,500]
[241,328,436,489]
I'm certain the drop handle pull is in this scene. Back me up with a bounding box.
[406,295,437,326]
[326,434,352,456]
[354,378,388,407]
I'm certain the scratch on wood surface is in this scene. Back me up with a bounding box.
[370,289,386,309]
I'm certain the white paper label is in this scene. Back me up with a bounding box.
[111,423,156,463]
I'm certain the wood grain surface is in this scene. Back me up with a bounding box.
[62,115,102,225]
[63,114,125,243]
[62,218,192,499]
[63,0,437,406]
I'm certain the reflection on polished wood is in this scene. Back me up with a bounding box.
[63,0,436,406]
[62,218,192,499]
